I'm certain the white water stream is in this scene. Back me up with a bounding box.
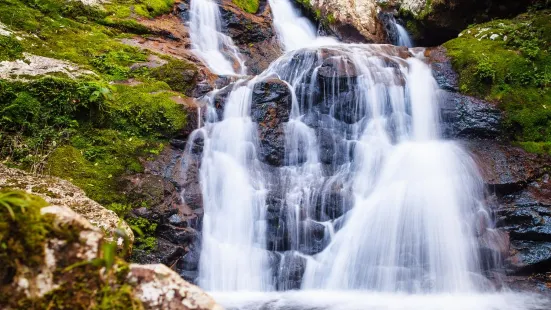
[396,23,413,47]
[188,0,550,308]
[189,0,246,75]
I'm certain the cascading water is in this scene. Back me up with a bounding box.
[198,83,272,291]
[189,0,247,75]
[396,23,413,47]
[268,0,336,51]
[187,0,550,308]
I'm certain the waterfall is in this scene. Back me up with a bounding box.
[189,0,550,308]
[396,23,413,48]
[268,0,337,51]
[198,84,272,291]
[189,0,247,75]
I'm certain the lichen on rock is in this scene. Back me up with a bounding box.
[0,189,221,310]
[0,163,134,246]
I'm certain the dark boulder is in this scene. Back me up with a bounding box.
[219,0,281,74]
[251,78,293,166]
[440,92,502,139]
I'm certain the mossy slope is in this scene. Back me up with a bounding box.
[0,0,195,206]
[444,10,551,152]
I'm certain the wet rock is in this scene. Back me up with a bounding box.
[212,84,235,121]
[123,174,182,217]
[158,225,199,246]
[505,241,551,275]
[497,206,551,242]
[251,78,293,166]
[504,273,551,295]
[299,220,329,255]
[424,46,503,139]
[315,180,354,221]
[318,128,354,165]
[440,92,502,139]
[132,237,186,267]
[217,0,281,74]
[425,46,459,92]
[468,139,551,281]
[275,252,307,290]
[466,141,544,195]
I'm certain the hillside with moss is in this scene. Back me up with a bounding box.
[444,9,551,153]
[0,0,210,254]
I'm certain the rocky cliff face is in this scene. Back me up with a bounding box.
[294,0,548,45]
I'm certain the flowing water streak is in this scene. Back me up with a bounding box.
[189,0,247,75]
[396,23,414,47]
[268,0,337,51]
[198,83,272,291]
[190,0,551,307]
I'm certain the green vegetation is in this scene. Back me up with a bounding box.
[127,216,158,252]
[0,35,23,61]
[294,0,335,27]
[444,10,551,150]
[0,190,49,284]
[0,190,143,309]
[232,0,259,14]
[0,0,195,211]
[0,78,186,206]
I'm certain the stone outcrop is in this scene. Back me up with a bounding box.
[128,264,223,310]
[1,198,220,309]
[0,53,96,80]
[0,164,133,246]
[467,140,551,294]
[423,45,551,292]
[295,0,389,43]
[251,78,293,166]
[295,0,547,46]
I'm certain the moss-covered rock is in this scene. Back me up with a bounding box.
[0,35,23,61]
[0,189,221,309]
[443,10,551,149]
[232,0,259,14]
[398,0,551,46]
[0,163,134,246]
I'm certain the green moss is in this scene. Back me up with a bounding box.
[149,59,198,93]
[1,74,185,204]
[109,82,187,136]
[232,0,259,14]
[0,35,24,61]
[20,261,142,310]
[31,185,61,198]
[126,217,158,252]
[45,129,155,205]
[0,190,49,296]
[444,10,551,145]
[99,17,152,35]
[0,190,142,308]
[104,0,174,19]
[0,0,194,217]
